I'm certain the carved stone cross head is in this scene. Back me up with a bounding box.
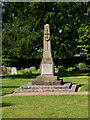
[45,29,50,41]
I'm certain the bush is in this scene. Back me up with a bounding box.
[57,66,66,76]
[66,67,75,72]
[23,70,33,77]
[58,66,66,72]
[77,62,88,71]
[2,58,16,67]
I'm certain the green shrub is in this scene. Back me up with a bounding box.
[66,67,75,72]
[2,58,15,67]
[77,62,88,71]
[57,66,66,76]
[23,70,33,77]
[58,66,66,72]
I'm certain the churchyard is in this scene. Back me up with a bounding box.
[1,67,89,118]
[1,23,89,118]
[1,2,89,119]
[1,68,89,95]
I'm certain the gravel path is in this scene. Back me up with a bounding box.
[3,91,90,96]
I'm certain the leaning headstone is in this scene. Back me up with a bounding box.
[11,67,17,75]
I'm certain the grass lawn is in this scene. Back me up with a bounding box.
[1,70,89,118]
[1,70,89,95]
[2,95,88,118]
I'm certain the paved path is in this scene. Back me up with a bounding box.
[3,91,90,96]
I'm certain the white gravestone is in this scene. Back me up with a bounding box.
[11,67,17,75]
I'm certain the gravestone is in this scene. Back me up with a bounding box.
[11,67,17,75]
[0,66,7,74]
[6,67,12,71]
[23,68,31,73]
[14,24,77,93]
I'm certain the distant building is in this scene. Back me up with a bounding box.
[73,53,87,57]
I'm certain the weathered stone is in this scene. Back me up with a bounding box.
[6,67,12,71]
[13,82,77,93]
[0,66,7,74]
[23,68,31,73]
[32,24,62,85]
[32,75,63,85]
[11,67,17,75]
[13,24,77,93]
[30,66,36,71]
[40,24,54,75]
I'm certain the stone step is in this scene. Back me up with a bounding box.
[32,80,63,85]
[14,87,76,93]
[70,84,77,92]
[21,82,72,89]
[14,83,77,93]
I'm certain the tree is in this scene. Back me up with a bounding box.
[2,2,89,59]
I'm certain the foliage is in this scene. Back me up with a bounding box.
[77,62,88,71]
[23,70,33,78]
[2,2,89,59]
[57,66,66,76]
[66,67,75,72]
[2,58,15,66]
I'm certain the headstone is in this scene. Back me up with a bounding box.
[6,67,12,71]
[0,66,7,74]
[11,67,17,75]
[23,68,31,73]
[32,24,62,85]
[30,66,36,71]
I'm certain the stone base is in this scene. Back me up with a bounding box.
[13,75,77,93]
[13,82,77,93]
[32,75,63,85]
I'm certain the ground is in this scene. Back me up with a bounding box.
[1,69,89,118]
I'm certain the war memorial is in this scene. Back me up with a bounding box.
[14,24,77,93]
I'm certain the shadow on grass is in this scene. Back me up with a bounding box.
[2,86,20,88]
[2,103,13,107]
[76,84,84,92]
[2,73,40,79]
[57,70,90,77]
[2,70,89,79]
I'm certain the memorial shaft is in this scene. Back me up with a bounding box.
[43,24,52,59]
[41,24,54,75]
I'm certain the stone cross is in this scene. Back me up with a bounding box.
[45,28,50,41]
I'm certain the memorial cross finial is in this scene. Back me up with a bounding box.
[45,29,50,41]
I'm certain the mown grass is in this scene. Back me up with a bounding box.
[1,70,89,118]
[1,70,89,95]
[2,95,88,118]
[1,69,89,95]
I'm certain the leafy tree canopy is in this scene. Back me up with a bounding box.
[2,2,89,59]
